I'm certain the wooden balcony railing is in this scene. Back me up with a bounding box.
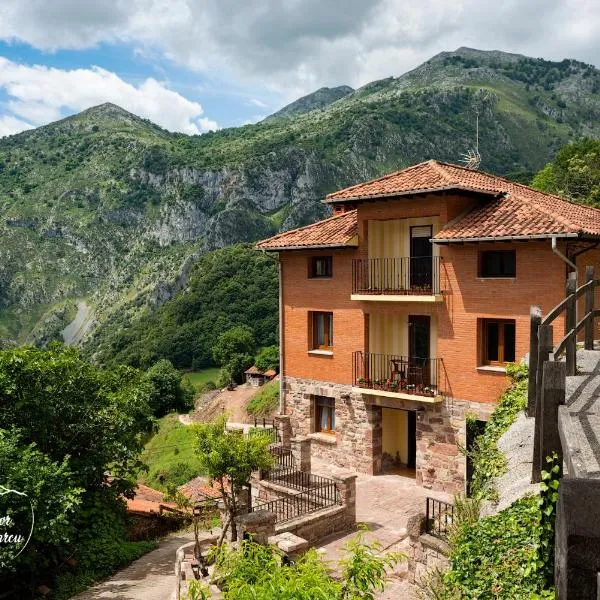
[352,351,442,398]
[352,257,442,295]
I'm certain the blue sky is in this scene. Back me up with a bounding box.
[0,39,283,133]
[0,0,598,137]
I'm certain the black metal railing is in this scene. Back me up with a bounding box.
[250,482,341,524]
[270,445,295,468]
[264,467,338,492]
[352,351,442,397]
[352,256,442,295]
[247,420,279,444]
[425,497,454,540]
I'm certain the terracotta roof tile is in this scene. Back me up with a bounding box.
[256,210,358,251]
[178,476,222,503]
[326,160,600,240]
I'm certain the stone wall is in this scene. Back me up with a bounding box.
[250,470,357,545]
[283,376,495,494]
[403,513,450,589]
[283,376,379,474]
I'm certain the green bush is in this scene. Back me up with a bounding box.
[444,497,549,599]
[439,363,558,599]
[246,380,279,416]
[468,362,528,500]
[53,491,156,599]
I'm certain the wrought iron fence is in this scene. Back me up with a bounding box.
[353,351,442,397]
[264,466,338,493]
[251,482,341,524]
[425,497,454,540]
[247,420,279,444]
[352,256,442,295]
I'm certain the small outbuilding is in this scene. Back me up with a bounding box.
[244,366,277,387]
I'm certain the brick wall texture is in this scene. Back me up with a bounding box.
[278,191,600,491]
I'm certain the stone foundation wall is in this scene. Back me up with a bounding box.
[283,376,379,474]
[284,376,495,494]
[416,398,494,494]
[277,505,353,543]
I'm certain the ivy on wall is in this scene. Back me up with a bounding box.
[431,364,559,600]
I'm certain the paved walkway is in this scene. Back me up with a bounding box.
[313,458,451,599]
[72,465,449,599]
[560,348,600,478]
[71,531,194,600]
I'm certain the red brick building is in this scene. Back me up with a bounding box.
[257,160,600,493]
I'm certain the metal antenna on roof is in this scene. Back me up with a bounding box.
[460,108,481,170]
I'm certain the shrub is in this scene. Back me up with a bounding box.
[467,362,528,500]
[246,380,279,416]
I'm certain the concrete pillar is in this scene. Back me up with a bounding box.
[274,413,292,448]
[235,510,276,546]
[332,471,357,525]
[290,436,311,472]
[556,478,600,599]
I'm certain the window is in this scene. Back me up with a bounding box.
[479,250,516,278]
[481,319,516,365]
[309,256,332,278]
[311,312,333,350]
[315,396,335,433]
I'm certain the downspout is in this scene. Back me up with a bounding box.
[551,236,577,273]
[278,258,285,415]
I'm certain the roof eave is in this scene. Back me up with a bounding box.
[256,242,358,252]
[433,232,581,244]
[324,185,500,204]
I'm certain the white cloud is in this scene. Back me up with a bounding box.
[0,57,218,135]
[0,114,34,137]
[0,0,600,103]
[249,98,268,109]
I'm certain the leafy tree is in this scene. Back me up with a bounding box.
[144,358,195,416]
[0,429,83,579]
[213,325,255,366]
[213,325,255,383]
[193,416,274,544]
[532,138,600,206]
[254,345,279,373]
[0,344,155,593]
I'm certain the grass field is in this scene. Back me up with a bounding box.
[246,380,280,416]
[139,414,204,491]
[183,368,220,391]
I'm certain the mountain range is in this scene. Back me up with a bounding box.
[1,46,600,351]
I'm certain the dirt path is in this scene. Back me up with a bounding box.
[187,383,259,424]
[71,531,194,600]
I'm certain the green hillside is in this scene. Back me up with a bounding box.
[1,47,600,348]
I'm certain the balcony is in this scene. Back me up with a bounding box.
[352,351,443,403]
[351,257,443,301]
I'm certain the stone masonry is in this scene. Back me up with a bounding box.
[284,375,495,494]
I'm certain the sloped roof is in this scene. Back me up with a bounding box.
[178,476,222,503]
[256,210,358,251]
[257,161,600,249]
[245,365,277,377]
[326,160,600,241]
